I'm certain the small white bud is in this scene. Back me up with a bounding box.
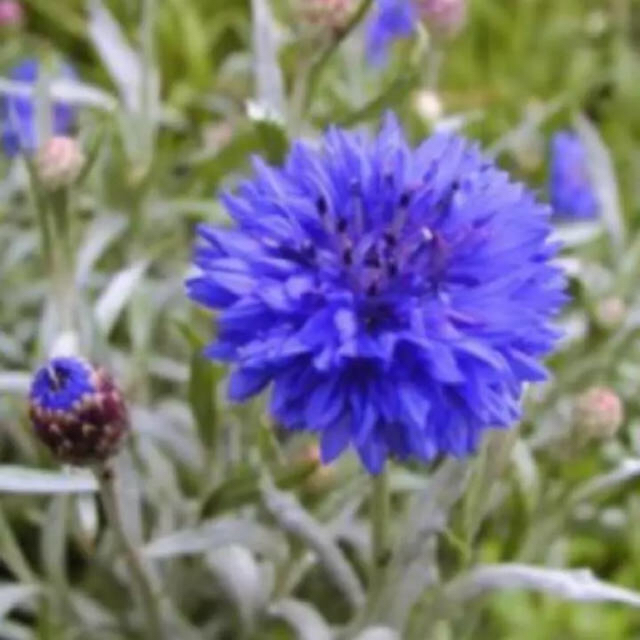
[36,136,85,191]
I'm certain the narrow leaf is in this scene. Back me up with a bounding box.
[206,546,267,633]
[0,585,39,620]
[250,0,285,117]
[94,260,148,335]
[261,482,365,610]
[267,599,333,640]
[144,517,287,561]
[0,467,97,494]
[445,564,640,607]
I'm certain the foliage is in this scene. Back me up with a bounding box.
[1,0,640,638]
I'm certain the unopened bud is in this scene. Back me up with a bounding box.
[413,89,443,123]
[296,442,336,493]
[29,357,129,465]
[298,0,357,35]
[0,1,23,28]
[416,0,466,37]
[573,386,624,441]
[36,136,85,191]
[595,297,626,331]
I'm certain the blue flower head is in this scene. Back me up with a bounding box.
[549,130,598,219]
[29,357,129,465]
[366,0,417,65]
[187,114,566,474]
[1,58,76,157]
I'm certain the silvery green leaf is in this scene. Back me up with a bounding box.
[144,517,287,561]
[398,459,470,565]
[261,482,365,610]
[0,508,34,583]
[463,430,516,543]
[551,222,604,249]
[0,620,33,640]
[352,628,400,640]
[206,545,267,633]
[73,495,99,549]
[267,599,333,640]
[0,77,117,111]
[570,458,640,505]
[388,469,429,492]
[0,467,97,494]
[574,114,626,251]
[75,215,128,286]
[69,591,117,628]
[0,585,39,620]
[41,496,69,591]
[94,260,149,335]
[0,372,30,395]
[131,404,202,467]
[383,460,469,629]
[49,331,80,358]
[112,451,143,544]
[445,564,640,606]
[250,0,285,118]
[87,0,144,112]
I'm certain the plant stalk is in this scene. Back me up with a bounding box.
[370,466,390,608]
[96,464,165,640]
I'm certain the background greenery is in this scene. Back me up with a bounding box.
[1,0,640,638]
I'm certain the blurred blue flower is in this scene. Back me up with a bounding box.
[366,0,466,63]
[1,58,76,157]
[549,131,598,219]
[30,357,129,465]
[187,114,566,473]
[366,0,417,64]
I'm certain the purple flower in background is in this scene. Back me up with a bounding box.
[367,0,466,64]
[1,58,76,157]
[367,0,417,64]
[549,131,598,219]
[187,114,565,474]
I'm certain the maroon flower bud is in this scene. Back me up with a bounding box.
[29,358,129,465]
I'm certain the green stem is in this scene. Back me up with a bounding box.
[370,466,390,606]
[301,0,374,114]
[49,188,76,334]
[96,464,166,640]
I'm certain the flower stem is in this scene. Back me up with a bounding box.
[370,466,390,603]
[96,464,166,640]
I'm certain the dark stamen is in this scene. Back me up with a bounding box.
[316,196,328,215]
[383,232,397,247]
[364,251,381,268]
[342,248,353,265]
[337,217,348,233]
[366,282,379,297]
[399,191,411,208]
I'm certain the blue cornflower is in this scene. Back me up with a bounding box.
[367,0,417,65]
[1,58,76,157]
[187,114,566,474]
[366,0,466,64]
[30,357,129,464]
[549,131,598,219]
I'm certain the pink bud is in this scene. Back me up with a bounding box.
[299,0,357,34]
[36,136,85,191]
[416,0,466,37]
[573,386,624,441]
[0,1,23,28]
